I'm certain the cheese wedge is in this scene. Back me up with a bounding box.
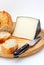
[13,17,41,40]
[1,38,18,54]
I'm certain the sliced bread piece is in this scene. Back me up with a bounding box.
[0,31,11,43]
[1,38,18,54]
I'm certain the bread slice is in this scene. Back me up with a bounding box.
[1,38,18,54]
[0,31,11,43]
[0,11,13,33]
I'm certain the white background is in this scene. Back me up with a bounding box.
[0,0,44,65]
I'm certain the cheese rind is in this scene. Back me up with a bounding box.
[13,17,41,40]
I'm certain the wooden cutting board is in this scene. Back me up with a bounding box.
[0,22,44,58]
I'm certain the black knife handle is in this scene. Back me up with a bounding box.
[13,43,29,57]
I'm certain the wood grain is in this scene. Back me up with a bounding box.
[0,22,44,58]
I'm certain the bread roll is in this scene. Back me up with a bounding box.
[0,31,11,43]
[0,11,13,33]
[1,38,18,54]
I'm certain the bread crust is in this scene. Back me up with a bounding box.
[2,45,17,54]
[1,38,18,54]
[0,31,11,43]
[0,11,13,33]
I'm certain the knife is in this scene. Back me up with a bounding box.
[13,36,41,57]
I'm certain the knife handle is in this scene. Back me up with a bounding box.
[13,43,29,57]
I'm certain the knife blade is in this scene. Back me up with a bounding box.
[13,36,41,57]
